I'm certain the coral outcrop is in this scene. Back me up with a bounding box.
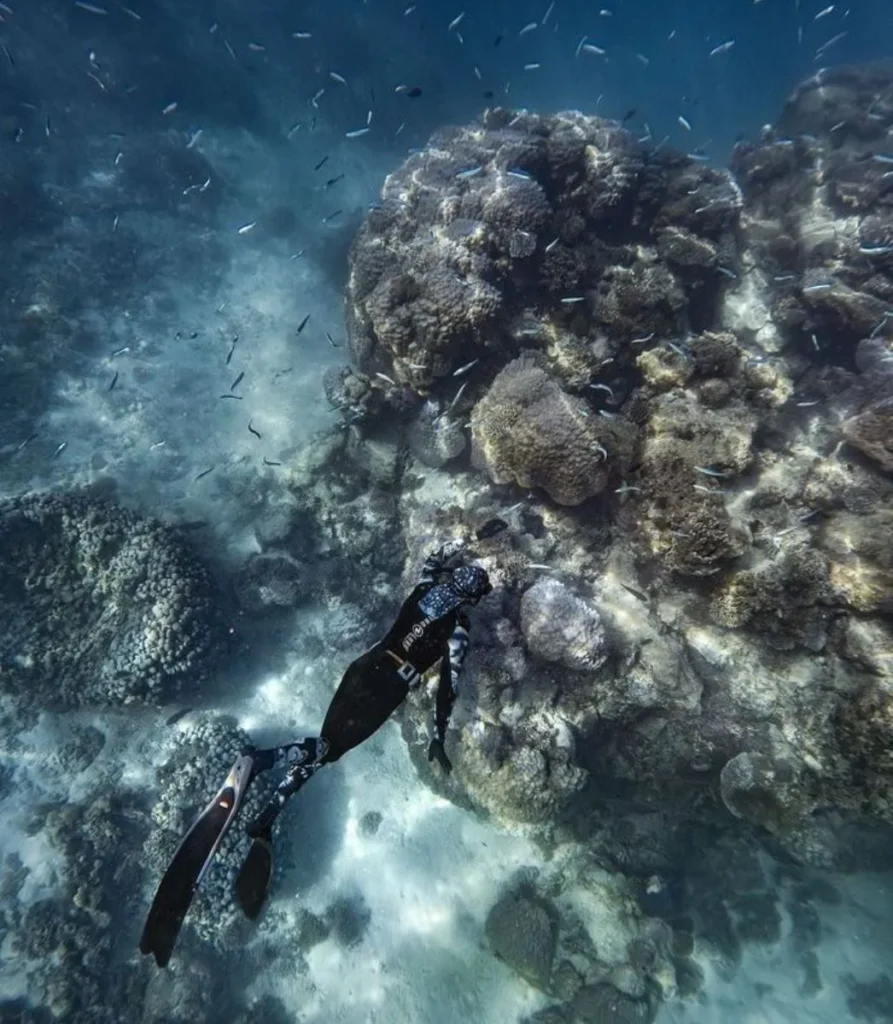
[345,108,742,408]
[0,491,223,708]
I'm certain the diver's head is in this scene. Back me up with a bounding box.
[450,564,492,605]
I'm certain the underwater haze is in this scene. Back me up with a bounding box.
[2,0,893,1022]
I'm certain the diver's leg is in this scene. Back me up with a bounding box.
[252,736,327,775]
[234,739,330,920]
[245,737,330,837]
[318,650,409,762]
[245,650,407,837]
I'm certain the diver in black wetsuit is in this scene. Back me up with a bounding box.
[244,539,491,833]
[140,541,492,966]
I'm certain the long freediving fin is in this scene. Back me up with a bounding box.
[139,752,255,968]
[234,826,274,920]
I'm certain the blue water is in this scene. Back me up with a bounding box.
[1,1,893,1023]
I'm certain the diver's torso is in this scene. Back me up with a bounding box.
[381,584,456,673]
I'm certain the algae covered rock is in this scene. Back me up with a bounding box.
[571,984,656,1024]
[471,356,621,505]
[842,403,893,472]
[520,578,609,671]
[719,751,809,834]
[408,398,467,467]
[711,548,831,651]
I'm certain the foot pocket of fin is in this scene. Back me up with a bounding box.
[235,828,273,921]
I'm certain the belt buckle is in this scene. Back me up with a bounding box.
[396,660,418,683]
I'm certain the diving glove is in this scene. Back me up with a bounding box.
[428,737,453,774]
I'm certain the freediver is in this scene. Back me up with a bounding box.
[140,540,492,967]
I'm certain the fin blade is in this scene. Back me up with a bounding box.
[140,752,255,967]
[234,828,273,920]
[139,793,235,967]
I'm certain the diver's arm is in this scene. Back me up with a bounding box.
[428,612,470,773]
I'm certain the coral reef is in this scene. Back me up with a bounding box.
[842,403,893,472]
[7,791,149,1023]
[346,108,742,411]
[731,63,893,364]
[0,491,223,709]
[358,68,893,909]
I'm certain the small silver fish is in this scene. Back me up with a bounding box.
[448,381,469,411]
[709,39,735,56]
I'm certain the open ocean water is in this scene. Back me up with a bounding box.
[1,1,893,1022]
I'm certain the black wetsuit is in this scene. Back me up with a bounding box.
[247,547,473,832]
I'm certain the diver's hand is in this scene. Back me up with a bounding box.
[430,538,466,566]
[428,738,453,774]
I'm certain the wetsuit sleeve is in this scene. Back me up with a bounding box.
[434,611,470,743]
